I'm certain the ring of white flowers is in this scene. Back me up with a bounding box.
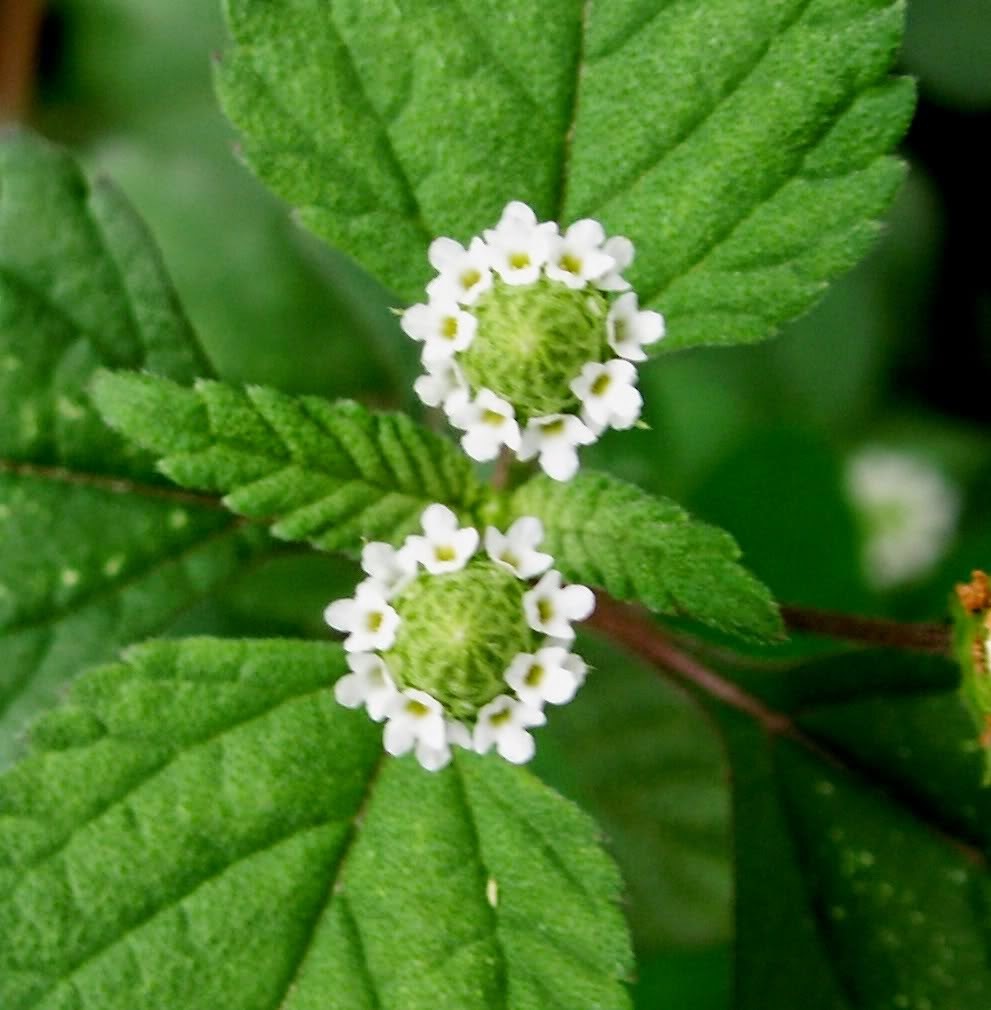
[401,201,666,482]
[325,505,594,771]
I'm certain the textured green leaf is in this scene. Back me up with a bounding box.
[217,0,914,350]
[0,637,633,1010]
[92,371,488,552]
[534,633,731,952]
[710,649,991,1008]
[508,471,781,641]
[0,132,271,761]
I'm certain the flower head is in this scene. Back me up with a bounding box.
[405,201,665,480]
[845,447,960,589]
[326,505,594,770]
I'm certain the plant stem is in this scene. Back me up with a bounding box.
[588,593,814,743]
[780,604,951,654]
[0,0,43,122]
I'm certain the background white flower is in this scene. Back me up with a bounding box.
[606,292,665,361]
[845,447,960,589]
[518,414,597,481]
[485,516,552,579]
[504,645,584,708]
[334,653,399,721]
[449,389,521,462]
[405,503,479,574]
[523,569,596,640]
[324,583,401,653]
[571,359,643,432]
[545,219,616,289]
[473,695,547,764]
[426,235,493,305]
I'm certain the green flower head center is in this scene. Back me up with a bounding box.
[384,559,539,719]
[461,277,610,421]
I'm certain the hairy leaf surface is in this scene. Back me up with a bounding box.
[0,134,268,761]
[217,0,913,350]
[509,472,781,641]
[713,649,991,1008]
[0,638,632,1010]
[92,371,488,551]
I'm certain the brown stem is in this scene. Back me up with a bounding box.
[490,446,514,491]
[781,604,951,655]
[588,594,824,750]
[589,591,985,867]
[0,0,43,122]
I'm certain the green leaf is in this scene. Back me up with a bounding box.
[0,132,271,762]
[709,649,991,1008]
[534,633,731,952]
[0,637,633,1009]
[217,0,914,350]
[508,471,782,641]
[92,371,488,552]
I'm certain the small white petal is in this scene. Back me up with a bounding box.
[540,441,581,482]
[333,673,367,709]
[561,583,596,621]
[416,740,453,771]
[421,504,459,539]
[323,598,356,631]
[497,727,536,764]
[428,236,467,271]
[384,718,416,756]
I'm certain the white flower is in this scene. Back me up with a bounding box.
[484,516,552,580]
[544,219,616,290]
[484,201,557,286]
[324,582,401,653]
[606,292,664,361]
[426,236,493,305]
[523,569,595,640]
[413,356,470,416]
[570,359,643,432]
[400,299,477,362]
[518,413,597,482]
[334,653,399,721]
[473,694,546,764]
[846,448,961,589]
[360,540,417,598]
[449,389,521,462]
[405,503,479,574]
[383,689,450,769]
[596,236,635,292]
[504,645,584,708]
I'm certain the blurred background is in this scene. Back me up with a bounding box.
[1,1,989,1006]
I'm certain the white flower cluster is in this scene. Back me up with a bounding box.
[845,447,961,589]
[325,504,594,771]
[403,201,665,481]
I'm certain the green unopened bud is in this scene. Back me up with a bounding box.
[461,278,609,421]
[384,558,540,718]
